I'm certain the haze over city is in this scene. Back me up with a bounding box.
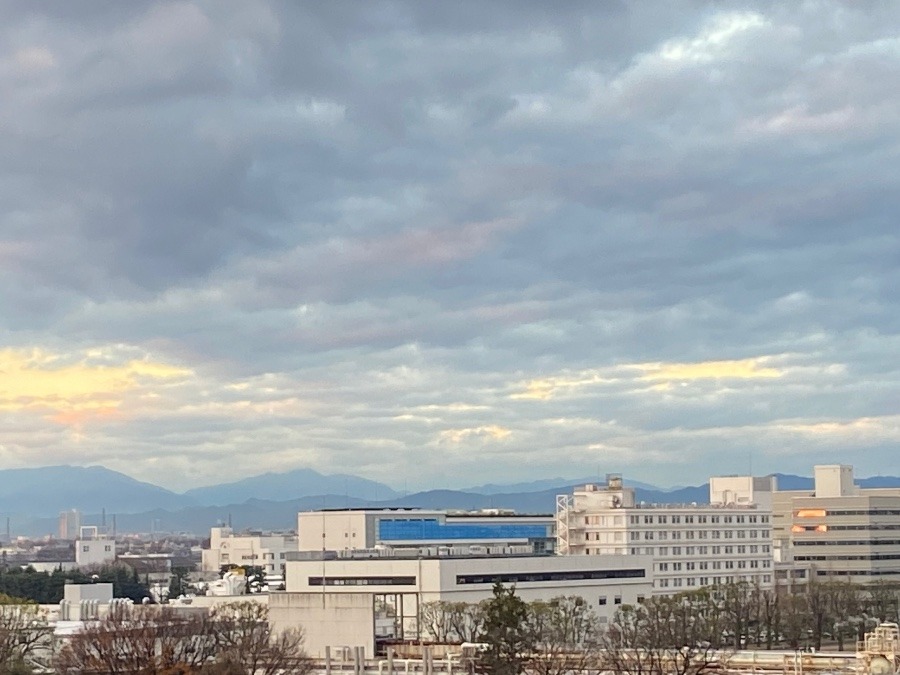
[2,1,899,492]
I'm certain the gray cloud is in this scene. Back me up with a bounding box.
[1,1,900,489]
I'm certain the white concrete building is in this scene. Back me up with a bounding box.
[772,465,900,584]
[297,508,555,554]
[201,527,298,577]
[557,474,774,594]
[274,548,653,657]
[75,526,116,567]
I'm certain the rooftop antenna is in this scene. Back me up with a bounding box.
[227,513,232,529]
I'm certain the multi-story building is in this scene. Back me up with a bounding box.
[75,526,116,567]
[297,508,555,555]
[557,474,774,594]
[772,464,900,584]
[58,509,82,540]
[201,527,298,577]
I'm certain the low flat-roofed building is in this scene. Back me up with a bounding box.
[201,527,298,577]
[273,547,653,656]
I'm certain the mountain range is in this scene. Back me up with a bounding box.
[3,465,900,538]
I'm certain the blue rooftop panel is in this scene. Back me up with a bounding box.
[378,518,548,541]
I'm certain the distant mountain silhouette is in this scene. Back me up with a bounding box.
[464,477,664,494]
[0,465,194,518]
[4,466,900,538]
[183,468,399,506]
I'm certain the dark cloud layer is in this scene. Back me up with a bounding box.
[1,1,899,489]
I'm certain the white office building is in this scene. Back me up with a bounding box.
[201,527,298,577]
[75,526,116,567]
[297,508,555,554]
[557,474,774,594]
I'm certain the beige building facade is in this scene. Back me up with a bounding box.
[772,465,900,584]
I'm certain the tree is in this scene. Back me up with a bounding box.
[527,596,601,675]
[55,601,311,675]
[168,567,192,601]
[55,605,219,674]
[476,583,534,675]
[598,591,732,675]
[209,601,311,675]
[0,594,49,673]
[420,601,457,642]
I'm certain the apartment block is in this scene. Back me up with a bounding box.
[557,474,774,594]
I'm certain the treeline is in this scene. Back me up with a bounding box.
[0,564,151,603]
[0,599,311,674]
[425,579,900,673]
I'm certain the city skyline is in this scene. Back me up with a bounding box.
[2,2,900,491]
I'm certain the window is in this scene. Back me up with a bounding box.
[82,546,89,552]
[659,563,669,571]
[456,569,646,585]
[310,576,416,586]
[599,596,607,606]
[644,515,654,524]
[685,516,694,524]
[672,516,681,524]
[658,516,668,524]
[614,596,622,605]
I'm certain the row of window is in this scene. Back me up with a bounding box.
[456,568,647,585]
[630,530,770,541]
[629,544,772,556]
[308,576,417,586]
[794,539,900,546]
[816,569,900,577]
[629,514,769,525]
[658,559,770,572]
[795,554,900,562]
[656,574,772,588]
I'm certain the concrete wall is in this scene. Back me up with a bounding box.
[269,591,374,658]
[298,511,371,552]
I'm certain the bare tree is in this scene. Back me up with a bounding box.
[0,594,50,672]
[209,601,311,675]
[55,605,219,674]
[780,594,809,650]
[757,588,781,650]
[866,582,900,625]
[420,601,457,642]
[55,601,311,675]
[599,592,731,675]
[527,596,602,675]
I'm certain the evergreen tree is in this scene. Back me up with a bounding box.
[476,583,534,675]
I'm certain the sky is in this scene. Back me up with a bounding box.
[1,1,899,492]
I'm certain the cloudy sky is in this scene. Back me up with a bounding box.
[2,1,899,492]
